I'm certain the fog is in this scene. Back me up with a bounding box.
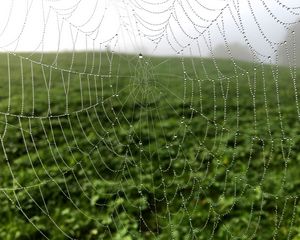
[0,0,299,62]
[213,43,254,62]
[278,20,300,66]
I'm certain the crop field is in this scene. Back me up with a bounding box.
[0,52,300,239]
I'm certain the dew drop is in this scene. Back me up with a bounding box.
[138,53,143,59]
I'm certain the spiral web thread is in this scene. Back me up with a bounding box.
[0,0,300,239]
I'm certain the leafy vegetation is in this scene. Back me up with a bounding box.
[0,52,300,239]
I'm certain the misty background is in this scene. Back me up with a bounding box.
[0,0,299,65]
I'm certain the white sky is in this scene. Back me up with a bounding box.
[0,0,299,58]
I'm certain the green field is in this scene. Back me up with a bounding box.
[0,52,300,239]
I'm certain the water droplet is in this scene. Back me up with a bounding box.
[138,53,143,59]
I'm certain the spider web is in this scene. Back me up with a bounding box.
[0,0,300,239]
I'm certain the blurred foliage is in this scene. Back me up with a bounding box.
[0,52,299,239]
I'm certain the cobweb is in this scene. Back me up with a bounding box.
[0,0,300,239]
